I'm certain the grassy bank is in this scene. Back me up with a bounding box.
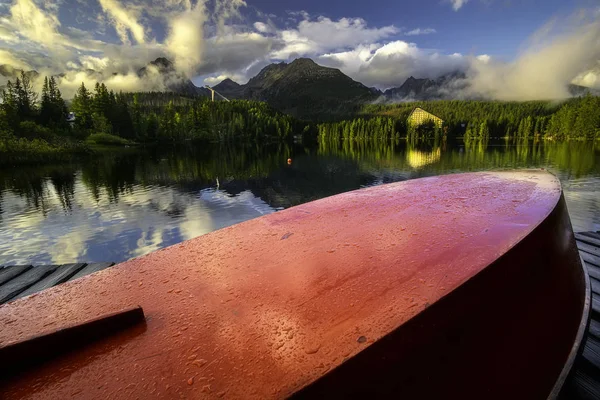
[0,137,91,164]
[85,133,136,146]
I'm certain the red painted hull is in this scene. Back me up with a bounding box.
[0,171,586,399]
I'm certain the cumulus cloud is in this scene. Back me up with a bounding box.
[319,41,469,88]
[165,1,207,75]
[1,0,598,103]
[272,16,398,59]
[253,21,271,33]
[98,0,146,44]
[0,49,33,71]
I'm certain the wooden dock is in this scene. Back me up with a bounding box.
[0,262,114,305]
[0,231,598,397]
[561,231,600,400]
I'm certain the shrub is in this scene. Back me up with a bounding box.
[86,133,134,146]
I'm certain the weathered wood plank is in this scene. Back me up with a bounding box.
[0,265,32,286]
[15,263,87,301]
[69,262,114,281]
[576,233,600,248]
[568,367,600,400]
[587,264,600,281]
[577,242,600,258]
[582,336,600,370]
[593,296,600,316]
[580,248,600,267]
[589,318,600,340]
[580,232,600,241]
[591,278,600,296]
[0,265,59,304]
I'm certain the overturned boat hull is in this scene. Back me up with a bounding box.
[0,171,588,399]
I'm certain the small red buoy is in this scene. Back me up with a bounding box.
[287,158,292,165]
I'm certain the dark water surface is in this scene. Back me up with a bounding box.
[1,139,599,265]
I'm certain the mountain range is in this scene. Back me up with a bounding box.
[1,57,597,120]
[213,58,375,119]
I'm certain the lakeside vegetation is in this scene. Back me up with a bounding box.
[1,71,599,167]
[0,73,313,163]
[319,96,600,142]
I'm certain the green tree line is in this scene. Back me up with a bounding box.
[1,75,311,153]
[319,96,600,141]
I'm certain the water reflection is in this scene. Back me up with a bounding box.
[0,140,599,264]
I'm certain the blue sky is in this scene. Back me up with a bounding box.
[0,0,599,97]
[251,0,581,57]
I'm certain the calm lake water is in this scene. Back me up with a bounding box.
[0,139,599,265]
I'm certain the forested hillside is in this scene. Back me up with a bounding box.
[318,96,600,141]
[2,70,598,163]
[0,73,311,157]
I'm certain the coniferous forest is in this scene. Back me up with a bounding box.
[319,96,600,142]
[1,71,599,163]
[0,73,311,159]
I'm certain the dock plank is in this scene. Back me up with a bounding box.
[580,250,600,268]
[568,367,600,400]
[578,241,600,257]
[0,265,32,286]
[69,262,114,281]
[15,263,87,301]
[580,232,600,241]
[587,264,600,281]
[576,233,600,248]
[593,296,600,316]
[577,241,600,257]
[0,265,59,304]
[591,278,600,296]
[582,336,600,370]
[589,319,600,340]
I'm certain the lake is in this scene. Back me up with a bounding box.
[0,139,599,265]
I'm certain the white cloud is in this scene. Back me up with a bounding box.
[405,28,437,36]
[319,41,469,89]
[572,65,600,89]
[253,21,271,33]
[0,49,32,71]
[1,0,598,103]
[466,18,600,100]
[450,0,469,11]
[204,75,232,86]
[98,0,146,45]
[272,16,398,60]
[165,1,207,75]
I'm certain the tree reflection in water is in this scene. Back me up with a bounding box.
[0,139,598,264]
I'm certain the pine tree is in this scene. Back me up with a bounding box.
[40,77,52,125]
[49,77,67,124]
[71,82,93,131]
[1,81,19,131]
[15,72,37,121]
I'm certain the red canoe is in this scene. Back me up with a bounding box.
[0,171,588,399]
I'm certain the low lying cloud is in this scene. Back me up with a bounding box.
[318,41,468,89]
[465,17,600,100]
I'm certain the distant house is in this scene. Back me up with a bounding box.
[66,112,76,123]
[407,107,444,129]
